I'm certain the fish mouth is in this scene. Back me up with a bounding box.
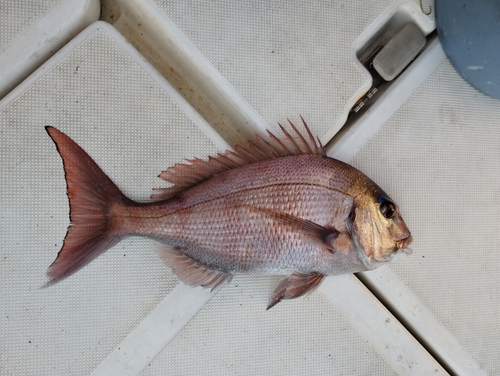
[396,235,413,251]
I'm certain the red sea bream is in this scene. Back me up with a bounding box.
[45,119,412,309]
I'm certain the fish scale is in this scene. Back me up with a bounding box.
[121,165,353,274]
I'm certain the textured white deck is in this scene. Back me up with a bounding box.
[1,1,495,375]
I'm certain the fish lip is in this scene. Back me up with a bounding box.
[388,246,413,262]
[366,238,414,266]
[396,235,413,250]
[401,246,413,255]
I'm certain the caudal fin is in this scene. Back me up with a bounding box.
[45,127,128,286]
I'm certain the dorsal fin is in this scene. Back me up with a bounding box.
[151,116,325,200]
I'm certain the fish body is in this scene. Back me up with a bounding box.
[119,155,360,275]
[45,119,412,309]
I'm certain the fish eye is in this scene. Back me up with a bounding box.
[379,198,397,219]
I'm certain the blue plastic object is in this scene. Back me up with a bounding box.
[436,0,500,100]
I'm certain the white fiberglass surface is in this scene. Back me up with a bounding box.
[142,275,397,376]
[0,0,59,49]
[6,0,497,374]
[1,23,402,376]
[0,26,220,375]
[156,0,433,140]
[0,0,100,100]
[351,60,500,374]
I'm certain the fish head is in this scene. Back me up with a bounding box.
[347,183,413,269]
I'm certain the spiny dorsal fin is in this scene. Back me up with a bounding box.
[151,116,325,200]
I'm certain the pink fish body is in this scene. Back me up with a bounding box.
[45,119,412,309]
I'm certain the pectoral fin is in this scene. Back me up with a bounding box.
[267,272,325,310]
[157,246,233,290]
[245,205,340,252]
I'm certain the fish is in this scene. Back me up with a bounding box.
[44,118,412,309]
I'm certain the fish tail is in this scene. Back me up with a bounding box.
[44,127,129,286]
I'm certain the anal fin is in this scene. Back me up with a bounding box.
[157,246,232,290]
[267,272,325,310]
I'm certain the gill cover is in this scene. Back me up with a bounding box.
[350,194,412,267]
